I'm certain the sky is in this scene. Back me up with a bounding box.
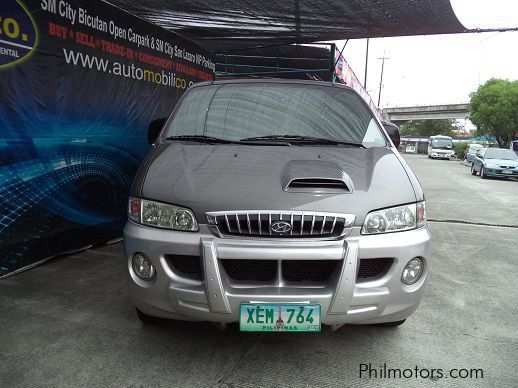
[335,0,518,109]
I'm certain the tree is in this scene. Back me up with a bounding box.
[469,78,518,148]
[399,119,457,137]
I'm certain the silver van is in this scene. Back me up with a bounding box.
[124,79,430,332]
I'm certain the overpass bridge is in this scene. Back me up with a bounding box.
[383,103,469,123]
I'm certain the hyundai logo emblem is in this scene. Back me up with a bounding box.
[270,221,292,234]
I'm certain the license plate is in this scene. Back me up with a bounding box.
[240,303,321,332]
[502,170,513,174]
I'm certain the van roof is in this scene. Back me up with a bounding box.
[193,77,355,92]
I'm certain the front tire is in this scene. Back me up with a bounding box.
[480,166,487,179]
[375,319,406,327]
[136,308,162,324]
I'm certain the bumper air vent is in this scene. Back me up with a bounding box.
[165,254,202,280]
[220,259,277,281]
[357,258,393,281]
[282,260,340,282]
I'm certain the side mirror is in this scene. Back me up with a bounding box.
[147,117,167,145]
[382,121,401,148]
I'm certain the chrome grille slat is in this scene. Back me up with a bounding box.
[207,211,353,239]
[330,217,337,234]
[225,214,231,231]
[235,213,241,234]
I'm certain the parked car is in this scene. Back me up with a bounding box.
[471,148,518,179]
[465,143,484,163]
[124,78,430,332]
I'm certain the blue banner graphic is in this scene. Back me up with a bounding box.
[0,0,214,276]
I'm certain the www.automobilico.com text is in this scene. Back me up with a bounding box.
[40,0,214,90]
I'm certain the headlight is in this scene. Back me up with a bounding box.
[128,197,199,231]
[484,163,498,168]
[362,202,426,235]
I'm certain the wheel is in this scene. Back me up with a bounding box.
[471,163,477,175]
[136,308,161,324]
[375,319,406,327]
[480,166,487,179]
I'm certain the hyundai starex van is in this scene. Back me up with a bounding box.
[123,78,430,332]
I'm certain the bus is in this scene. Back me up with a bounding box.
[428,135,454,159]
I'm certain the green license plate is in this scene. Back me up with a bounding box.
[502,170,513,174]
[240,303,321,332]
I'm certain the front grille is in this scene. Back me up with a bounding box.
[165,254,202,280]
[282,260,340,282]
[220,259,277,281]
[357,258,393,281]
[206,211,354,238]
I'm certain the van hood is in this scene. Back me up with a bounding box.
[140,143,417,225]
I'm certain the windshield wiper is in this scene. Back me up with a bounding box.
[165,135,240,144]
[240,135,365,147]
[165,135,290,146]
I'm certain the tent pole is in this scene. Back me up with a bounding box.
[364,38,369,89]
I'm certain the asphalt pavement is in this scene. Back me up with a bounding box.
[0,154,517,387]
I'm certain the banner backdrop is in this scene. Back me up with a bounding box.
[0,0,214,277]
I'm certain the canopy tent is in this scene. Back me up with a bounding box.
[215,44,336,78]
[107,0,466,52]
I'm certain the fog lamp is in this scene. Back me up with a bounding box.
[132,253,155,280]
[401,258,424,285]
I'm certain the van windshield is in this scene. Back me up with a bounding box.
[431,138,452,149]
[164,83,386,147]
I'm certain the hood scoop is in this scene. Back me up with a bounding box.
[282,160,353,194]
[286,178,349,192]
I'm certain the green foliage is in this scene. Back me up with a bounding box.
[469,78,518,147]
[400,119,456,137]
[454,142,469,159]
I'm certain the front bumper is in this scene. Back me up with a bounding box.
[483,168,518,177]
[430,152,453,159]
[123,222,431,325]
